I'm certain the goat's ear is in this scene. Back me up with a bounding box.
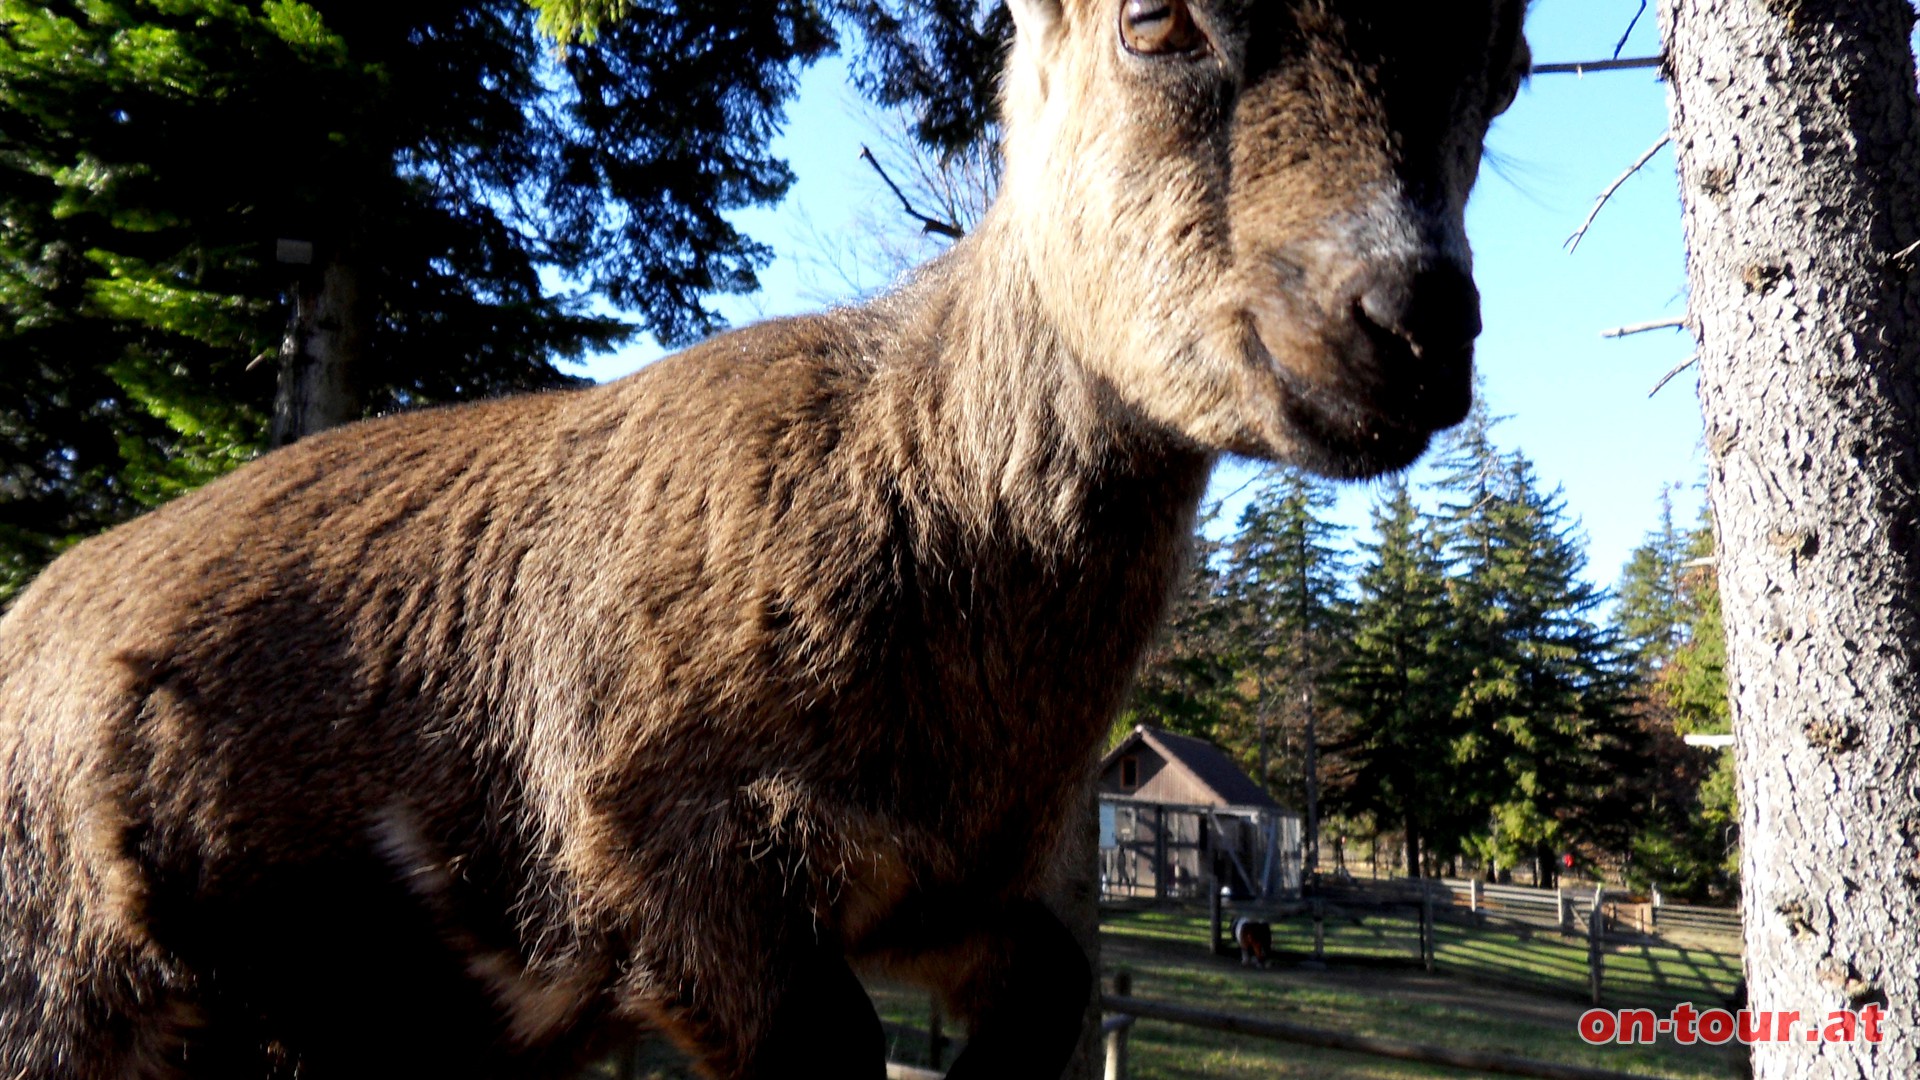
[1007,0,1065,50]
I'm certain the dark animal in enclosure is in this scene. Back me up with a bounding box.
[0,1,1529,1076]
[1234,917,1274,969]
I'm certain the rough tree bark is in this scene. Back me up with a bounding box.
[1658,2,1920,1075]
[272,256,368,447]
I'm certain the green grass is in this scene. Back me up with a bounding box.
[587,908,1745,1079]
[1103,908,1745,1080]
[1107,905,1743,1010]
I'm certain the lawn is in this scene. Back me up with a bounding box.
[587,907,1747,1079]
[1101,908,1745,1080]
[1110,905,1744,1010]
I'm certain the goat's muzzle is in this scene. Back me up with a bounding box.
[1246,256,1479,477]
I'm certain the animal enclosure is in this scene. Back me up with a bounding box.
[1099,797,1303,902]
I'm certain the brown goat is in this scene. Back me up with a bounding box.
[0,2,1530,1077]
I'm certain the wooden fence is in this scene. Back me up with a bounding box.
[1206,876,1743,1009]
[886,974,1671,1080]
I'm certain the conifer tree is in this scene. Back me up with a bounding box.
[1614,484,1691,671]
[1325,480,1463,876]
[0,0,831,602]
[1622,506,1737,900]
[1432,403,1637,883]
[1220,466,1347,874]
[1122,522,1238,744]
[1474,455,1638,882]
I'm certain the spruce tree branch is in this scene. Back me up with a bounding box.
[1564,133,1672,253]
[1601,317,1687,339]
[1648,355,1698,398]
[1531,56,1664,75]
[859,146,965,241]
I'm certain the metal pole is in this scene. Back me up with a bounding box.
[1588,886,1605,1006]
[1209,864,1227,957]
[1103,972,1134,1080]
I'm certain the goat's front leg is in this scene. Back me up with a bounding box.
[638,919,885,1080]
[944,902,1093,1080]
[751,939,887,1079]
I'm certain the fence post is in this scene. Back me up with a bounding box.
[1420,886,1435,972]
[1209,867,1227,957]
[1650,885,1662,932]
[1105,972,1133,1080]
[1587,886,1605,1006]
[1312,897,1325,963]
[1153,806,1167,900]
[1469,878,1482,920]
[928,996,946,1070]
[1557,887,1571,933]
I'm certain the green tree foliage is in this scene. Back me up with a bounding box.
[1121,523,1239,745]
[1659,512,1730,736]
[1614,484,1690,669]
[1616,502,1737,900]
[1426,404,1641,883]
[1324,480,1466,876]
[1121,470,1354,838]
[1217,467,1347,865]
[0,0,831,602]
[830,1,1008,159]
[537,0,1009,159]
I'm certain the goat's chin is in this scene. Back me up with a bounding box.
[1236,331,1473,480]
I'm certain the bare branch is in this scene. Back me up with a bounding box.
[858,146,965,241]
[1648,355,1699,398]
[1564,133,1672,253]
[1601,317,1688,338]
[1613,0,1649,59]
[1531,56,1663,75]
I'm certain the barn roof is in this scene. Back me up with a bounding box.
[1101,725,1281,810]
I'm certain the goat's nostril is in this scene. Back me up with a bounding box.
[1356,265,1482,357]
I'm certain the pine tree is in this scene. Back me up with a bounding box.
[1624,506,1737,901]
[1121,523,1238,744]
[1219,466,1347,874]
[1660,510,1729,737]
[1475,455,1638,882]
[0,0,831,602]
[1432,405,1638,884]
[1324,480,1464,877]
[1614,484,1691,671]
[1426,402,1529,873]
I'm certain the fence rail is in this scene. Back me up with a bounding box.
[1314,876,1742,943]
[1192,876,1742,1009]
[1098,993,1670,1080]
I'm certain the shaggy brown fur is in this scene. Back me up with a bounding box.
[0,2,1530,1077]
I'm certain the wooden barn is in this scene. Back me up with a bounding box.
[1097,725,1302,902]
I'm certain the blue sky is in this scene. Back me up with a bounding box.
[582,0,1703,593]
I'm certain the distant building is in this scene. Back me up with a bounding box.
[1097,725,1302,901]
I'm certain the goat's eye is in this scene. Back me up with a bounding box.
[1120,0,1205,56]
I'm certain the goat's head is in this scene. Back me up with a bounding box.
[998,0,1529,477]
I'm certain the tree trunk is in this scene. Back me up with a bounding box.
[273,257,368,447]
[1659,2,1920,1075]
[1303,683,1320,881]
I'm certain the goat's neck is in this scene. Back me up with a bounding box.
[873,215,1214,555]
